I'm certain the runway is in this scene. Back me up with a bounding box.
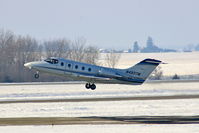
[0,79,198,86]
[0,115,199,126]
[0,81,199,129]
[0,94,199,104]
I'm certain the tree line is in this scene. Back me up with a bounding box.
[1,29,164,83]
[0,29,101,82]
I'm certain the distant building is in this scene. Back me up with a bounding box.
[123,50,129,53]
[140,37,176,53]
[132,41,140,53]
[195,44,199,51]
[128,48,132,53]
[183,44,195,52]
[100,37,177,53]
[141,37,162,53]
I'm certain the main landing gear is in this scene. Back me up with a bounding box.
[34,71,39,79]
[85,83,96,90]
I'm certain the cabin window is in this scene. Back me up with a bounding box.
[75,65,78,69]
[82,66,85,70]
[68,64,71,68]
[53,59,58,64]
[61,62,64,66]
[44,58,52,64]
[88,68,91,72]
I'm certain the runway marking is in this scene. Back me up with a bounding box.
[0,116,199,125]
[0,94,199,104]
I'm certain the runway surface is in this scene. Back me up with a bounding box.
[0,94,199,104]
[0,79,198,86]
[0,116,199,125]
[0,81,199,130]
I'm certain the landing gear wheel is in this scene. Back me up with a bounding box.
[34,73,39,79]
[90,84,96,90]
[85,83,90,89]
[85,83,96,90]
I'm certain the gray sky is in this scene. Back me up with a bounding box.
[1,0,199,49]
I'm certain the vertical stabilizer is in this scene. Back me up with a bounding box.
[125,58,162,81]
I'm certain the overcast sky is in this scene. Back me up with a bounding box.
[1,0,199,49]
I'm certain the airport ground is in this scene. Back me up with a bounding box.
[0,80,199,132]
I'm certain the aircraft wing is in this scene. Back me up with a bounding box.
[71,73,112,80]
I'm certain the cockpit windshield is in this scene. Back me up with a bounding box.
[44,58,59,64]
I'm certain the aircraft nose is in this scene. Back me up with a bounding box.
[24,62,32,69]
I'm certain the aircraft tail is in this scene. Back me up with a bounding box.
[125,58,162,82]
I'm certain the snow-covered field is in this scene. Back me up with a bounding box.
[0,81,199,101]
[0,82,199,118]
[0,81,199,132]
[0,124,199,133]
[100,52,199,76]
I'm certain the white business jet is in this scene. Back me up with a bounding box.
[24,57,162,90]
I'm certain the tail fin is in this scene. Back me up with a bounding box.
[125,58,162,81]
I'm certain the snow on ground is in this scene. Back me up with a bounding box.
[100,52,199,76]
[0,81,199,133]
[0,82,199,117]
[0,124,199,133]
[0,82,199,100]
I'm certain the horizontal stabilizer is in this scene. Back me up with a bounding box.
[139,58,162,65]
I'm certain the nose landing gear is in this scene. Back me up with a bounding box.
[34,71,39,79]
[85,83,96,90]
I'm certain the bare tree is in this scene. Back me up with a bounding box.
[0,29,16,82]
[44,39,70,58]
[69,38,86,62]
[69,38,100,65]
[4,35,42,82]
[0,29,16,63]
[105,50,121,68]
[172,74,180,80]
[0,29,101,82]
[84,46,99,65]
[149,66,163,80]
